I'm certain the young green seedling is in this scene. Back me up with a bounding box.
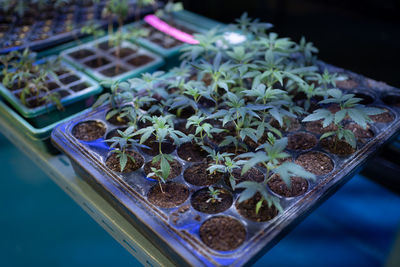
[206,186,222,203]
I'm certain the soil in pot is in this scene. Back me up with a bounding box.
[169,106,196,119]
[110,47,137,58]
[141,137,176,156]
[72,120,106,141]
[191,187,233,214]
[236,193,279,222]
[69,49,95,59]
[60,75,80,84]
[174,120,195,135]
[344,123,374,140]
[70,82,91,92]
[335,78,358,89]
[127,55,154,67]
[199,216,246,251]
[177,142,208,162]
[267,174,308,197]
[105,150,144,173]
[83,57,110,68]
[321,137,356,156]
[147,182,189,208]
[100,65,129,77]
[287,132,317,150]
[370,108,394,123]
[225,168,264,191]
[295,151,334,175]
[184,163,224,186]
[270,117,301,133]
[305,120,338,134]
[144,158,182,180]
[106,110,130,125]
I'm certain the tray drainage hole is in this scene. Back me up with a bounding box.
[354,93,374,105]
[295,151,334,176]
[72,120,106,141]
[101,219,114,232]
[146,260,154,267]
[82,202,95,214]
[147,182,189,209]
[200,216,246,251]
[191,187,233,214]
[381,94,400,107]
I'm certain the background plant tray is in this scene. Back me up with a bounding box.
[0,58,101,128]
[51,63,400,266]
[0,0,160,55]
[61,36,164,84]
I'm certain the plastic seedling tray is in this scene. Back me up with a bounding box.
[0,99,91,154]
[125,14,207,68]
[0,0,160,54]
[0,58,101,129]
[171,10,224,31]
[61,36,164,85]
[51,61,400,266]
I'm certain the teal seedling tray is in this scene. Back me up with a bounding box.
[61,36,164,85]
[0,58,101,128]
[125,15,206,68]
[172,10,224,30]
[0,99,90,154]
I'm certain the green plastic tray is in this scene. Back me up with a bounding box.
[0,58,102,128]
[61,36,165,85]
[0,99,91,154]
[172,10,224,30]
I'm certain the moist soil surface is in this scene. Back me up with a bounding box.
[100,65,128,77]
[177,142,208,162]
[184,163,224,186]
[335,78,358,89]
[106,111,130,125]
[199,216,246,251]
[236,193,279,222]
[270,118,301,132]
[105,150,144,173]
[225,168,265,191]
[141,137,176,156]
[110,47,136,58]
[370,109,394,123]
[174,120,195,135]
[72,120,106,141]
[321,137,356,156]
[191,188,233,214]
[268,174,309,197]
[287,132,318,150]
[143,159,182,180]
[295,152,334,175]
[305,120,338,134]
[128,55,154,67]
[345,123,374,139]
[147,182,189,208]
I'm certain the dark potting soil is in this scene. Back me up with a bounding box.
[150,37,181,49]
[191,187,233,214]
[147,182,189,209]
[354,93,374,105]
[177,142,208,162]
[169,106,196,119]
[183,163,224,186]
[321,137,356,156]
[143,158,182,180]
[110,47,137,58]
[127,55,154,67]
[345,123,374,139]
[199,216,246,251]
[225,168,265,191]
[26,98,46,108]
[70,82,90,92]
[100,65,128,77]
[335,78,358,89]
[98,41,112,51]
[287,132,318,150]
[106,111,130,125]
[105,150,144,173]
[84,57,110,68]
[295,151,334,175]
[270,118,301,132]
[174,120,196,135]
[60,75,80,85]
[69,49,95,59]
[141,137,176,156]
[370,109,394,123]
[72,120,106,141]
[268,174,308,197]
[305,120,338,134]
[236,193,279,222]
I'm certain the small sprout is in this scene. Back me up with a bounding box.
[206,186,222,203]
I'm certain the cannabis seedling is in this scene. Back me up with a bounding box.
[206,186,222,203]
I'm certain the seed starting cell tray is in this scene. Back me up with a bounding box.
[51,63,400,266]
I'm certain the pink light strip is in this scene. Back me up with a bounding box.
[144,15,199,45]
